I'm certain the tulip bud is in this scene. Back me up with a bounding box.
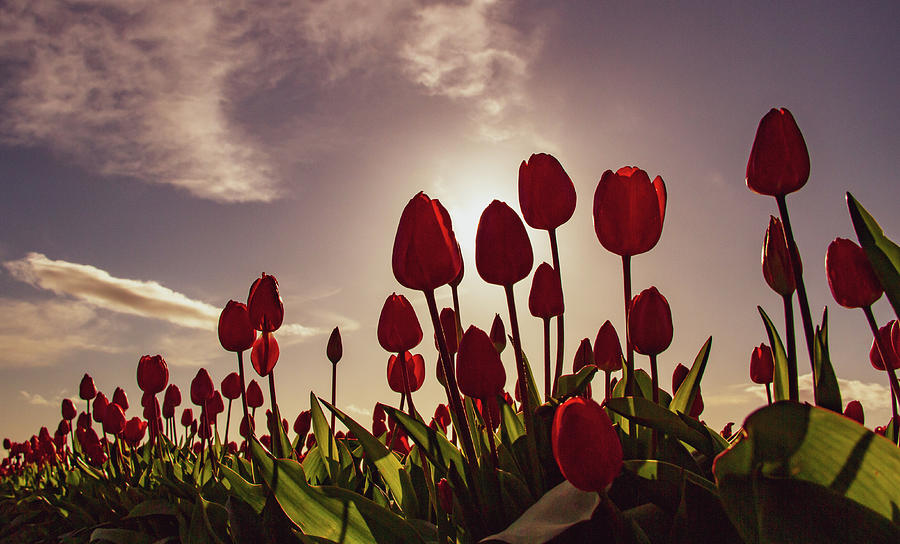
[593,167,666,257]
[164,384,182,409]
[552,397,622,492]
[476,200,534,286]
[209,391,225,416]
[79,374,97,401]
[843,400,864,425]
[826,238,883,309]
[750,344,775,384]
[373,403,386,423]
[378,293,423,353]
[456,326,506,400]
[721,422,734,440]
[293,410,311,438]
[142,396,160,421]
[92,393,109,424]
[490,314,506,353]
[250,333,279,377]
[593,321,623,372]
[672,363,703,418]
[190,368,215,406]
[246,380,264,408]
[572,338,594,373]
[327,327,342,364]
[221,372,242,400]
[124,417,147,446]
[433,404,451,432]
[518,153,577,231]
[218,300,257,352]
[103,403,126,435]
[112,387,129,411]
[437,478,453,512]
[762,216,801,296]
[240,415,255,438]
[387,352,426,394]
[392,192,463,291]
[745,108,809,197]
[61,399,77,421]
[869,321,900,371]
[77,412,91,430]
[57,419,70,437]
[247,273,284,333]
[528,262,564,319]
[628,287,673,356]
[438,307,460,355]
[162,401,175,419]
[137,355,169,395]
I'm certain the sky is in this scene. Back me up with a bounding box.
[0,0,898,442]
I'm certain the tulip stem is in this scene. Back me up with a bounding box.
[622,256,636,397]
[398,352,418,419]
[331,361,338,431]
[236,351,251,440]
[605,371,611,403]
[765,383,772,405]
[549,228,565,396]
[451,284,463,335]
[268,371,281,458]
[483,398,498,468]
[782,294,799,402]
[862,305,900,444]
[649,354,659,458]
[542,318,551,401]
[775,196,816,380]
[223,399,232,459]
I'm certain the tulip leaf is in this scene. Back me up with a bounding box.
[310,392,341,481]
[320,398,419,518]
[90,528,152,544]
[813,308,842,413]
[713,402,900,544]
[670,337,712,416]
[758,306,791,401]
[480,480,599,544]
[848,192,900,319]
[606,397,712,456]
[248,437,426,543]
[555,365,598,399]
[219,464,266,514]
[382,405,466,480]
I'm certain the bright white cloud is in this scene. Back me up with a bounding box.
[20,390,51,406]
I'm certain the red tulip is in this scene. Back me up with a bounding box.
[218,300,257,352]
[552,397,622,492]
[672,363,703,418]
[124,417,147,445]
[572,338,594,373]
[61,399,77,421]
[843,400,864,425]
[79,374,97,401]
[377,293,423,353]
[162,400,175,419]
[57,419,70,437]
[593,167,666,257]
[490,314,506,353]
[826,238,883,309]
[142,395,160,421]
[750,344,775,384]
[190,368,215,406]
[327,327,342,364]
[476,200,534,286]
[293,410,311,438]
[745,108,809,197]
[450,242,465,288]
[77,412,91,430]
[456,326,506,400]
[164,384,182,409]
[518,153,577,231]
[387,352,426,394]
[246,380,264,408]
[433,404,451,432]
[103,403,126,435]
[593,321,623,372]
[221,372,242,400]
[474,397,501,430]
[112,387,129,411]
[437,478,453,512]
[392,192,463,291]
[628,287,673,356]
[870,321,900,371]
[438,307,459,355]
[528,262,564,319]
[247,273,284,332]
[762,216,801,296]
[92,393,109,424]
[137,354,168,395]
[239,415,255,437]
[250,333,280,377]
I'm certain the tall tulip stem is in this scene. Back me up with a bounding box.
[267,371,281,458]
[605,371,611,403]
[622,256,636,396]
[483,398,498,468]
[548,228,565,395]
[782,294,799,401]
[236,351,251,437]
[775,196,816,377]
[504,285,533,422]
[451,284,463,335]
[649,354,659,458]
[331,362,338,431]
[223,399,232,456]
[862,306,900,444]
[542,318,551,401]
[765,383,772,405]
[398,351,418,418]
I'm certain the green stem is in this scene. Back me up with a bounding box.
[267,370,280,458]
[649,354,659,458]
[549,228,565,395]
[542,318,551,401]
[622,255,636,396]
[765,383,772,405]
[331,361,338,431]
[862,305,900,444]
[782,294,799,402]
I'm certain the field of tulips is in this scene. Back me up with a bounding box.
[2,107,899,544]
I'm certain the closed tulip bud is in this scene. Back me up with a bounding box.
[378,293,423,353]
[826,238,883,309]
[61,399,77,421]
[439,307,459,355]
[246,380,264,408]
[164,384,182,409]
[221,372,242,400]
[240,415,254,438]
[437,478,453,512]
[572,338,594,373]
[162,401,174,419]
[456,326,506,400]
[79,374,97,401]
[762,216,801,296]
[190,420,197,435]
[190,368,215,406]
[518,153,577,231]
[552,397,623,492]
[57,419,70,436]
[250,333,280,377]
[293,410,311,438]
[387,351,426,394]
[112,387,128,411]
[672,363,703,418]
[181,408,193,428]
[490,314,506,353]
[593,321,623,372]
[103,403,126,435]
[628,287,673,356]
[218,300,257,352]
[2,438,9,450]
[77,412,91,430]
[750,344,775,384]
[433,404,451,432]
[746,108,810,197]
[529,262,564,319]
[593,167,666,257]
[870,321,900,371]
[124,417,147,445]
[142,396,160,421]
[92,393,109,424]
[209,391,225,416]
[476,200,534,286]
[844,400,864,425]
[392,192,463,291]
[327,327,342,364]
[306,433,317,450]
[137,354,169,395]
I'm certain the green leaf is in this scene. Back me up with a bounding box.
[125,499,178,519]
[606,397,712,456]
[555,365,598,399]
[310,392,340,480]
[90,528,152,544]
[480,480,599,544]
[714,402,900,544]
[813,308,842,413]
[758,306,791,401]
[320,398,419,517]
[670,337,712,416]
[219,464,266,514]
[382,406,466,480]
[848,192,900,319]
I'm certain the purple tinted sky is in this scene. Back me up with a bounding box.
[0,1,897,440]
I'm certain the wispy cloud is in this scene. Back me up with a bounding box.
[20,390,51,406]
[345,404,372,418]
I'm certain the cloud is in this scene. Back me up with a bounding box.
[345,404,372,418]
[20,390,51,406]
[712,373,893,414]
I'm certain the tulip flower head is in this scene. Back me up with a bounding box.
[437,478,453,512]
[112,387,129,411]
[181,408,194,428]
[572,338,594,373]
[221,372,242,400]
[593,167,666,257]
[762,216,801,296]
[218,300,257,352]
[137,354,169,395]
[250,333,279,377]
[327,327,342,364]
[190,368,215,406]
[628,287,673,356]
[103,403,126,436]
[490,314,506,353]
[61,399,77,421]
[387,352,426,394]
[825,238,883,309]
[476,200,534,286]
[92,393,109,424]
[378,293,423,353]
[124,417,147,446]
[528,262,564,319]
[843,400,864,425]
[750,344,775,384]
[392,192,463,291]
[164,384,182,410]
[246,380,264,408]
[745,108,809,197]
[869,321,900,371]
[593,321,624,372]
[79,374,97,401]
[456,326,506,400]
[438,307,460,355]
[552,397,622,492]
[518,153,577,231]
[247,273,284,332]
[293,410,311,438]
